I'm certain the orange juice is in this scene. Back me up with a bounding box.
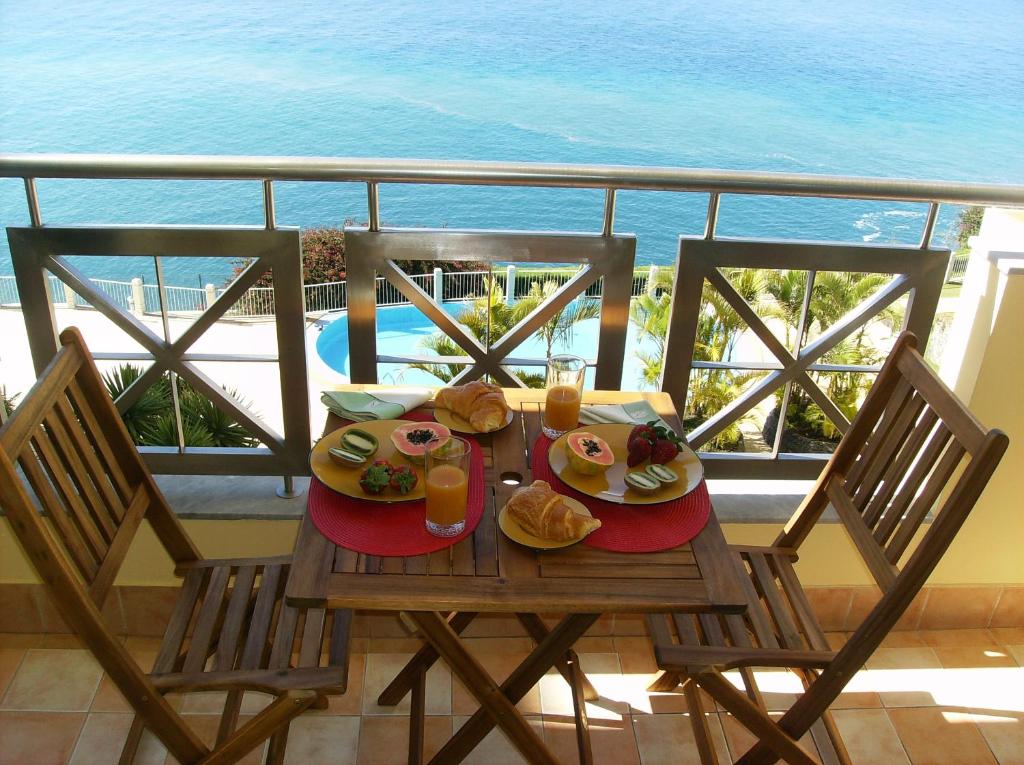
[425,464,468,527]
[544,384,581,433]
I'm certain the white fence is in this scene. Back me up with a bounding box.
[0,265,661,317]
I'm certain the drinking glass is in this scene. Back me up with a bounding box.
[425,436,471,537]
[543,354,586,438]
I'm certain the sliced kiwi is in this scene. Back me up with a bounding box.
[645,464,679,484]
[624,471,661,494]
[341,428,379,456]
[328,447,367,466]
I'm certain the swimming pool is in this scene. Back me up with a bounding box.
[315,302,658,389]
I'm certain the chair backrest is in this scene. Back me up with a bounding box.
[775,331,1008,731]
[0,327,209,762]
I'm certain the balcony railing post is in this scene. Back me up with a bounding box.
[646,265,659,294]
[130,277,146,317]
[433,267,444,304]
[506,264,517,305]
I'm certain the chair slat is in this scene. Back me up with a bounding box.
[153,568,208,674]
[671,613,702,646]
[54,395,126,522]
[17,444,100,579]
[183,565,232,673]
[747,553,805,650]
[298,609,327,668]
[240,564,283,670]
[29,425,109,560]
[773,555,830,652]
[41,411,115,541]
[88,484,149,608]
[269,603,300,670]
[886,440,967,563]
[734,554,780,650]
[844,376,913,491]
[66,379,133,507]
[896,350,987,454]
[213,565,259,672]
[828,480,898,590]
[697,613,727,647]
[850,392,926,514]
[862,406,938,529]
[328,608,353,684]
[873,417,948,546]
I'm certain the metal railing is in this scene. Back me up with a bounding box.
[2,153,1023,481]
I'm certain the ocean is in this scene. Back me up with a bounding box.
[1,0,1022,286]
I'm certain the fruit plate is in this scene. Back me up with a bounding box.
[310,419,426,503]
[548,423,703,504]
[433,406,514,435]
[498,496,596,549]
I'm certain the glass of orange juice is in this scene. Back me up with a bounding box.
[424,436,471,537]
[543,354,586,438]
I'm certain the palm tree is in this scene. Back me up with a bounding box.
[406,278,599,387]
[102,364,259,447]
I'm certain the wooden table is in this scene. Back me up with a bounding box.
[286,387,747,765]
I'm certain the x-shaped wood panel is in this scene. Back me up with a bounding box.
[661,239,948,457]
[344,228,636,390]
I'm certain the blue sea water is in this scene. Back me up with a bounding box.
[1,0,1022,286]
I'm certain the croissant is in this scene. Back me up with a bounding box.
[507,480,602,542]
[435,381,510,432]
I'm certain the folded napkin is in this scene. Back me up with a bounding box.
[321,388,433,421]
[578,400,675,433]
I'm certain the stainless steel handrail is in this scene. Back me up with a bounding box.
[2,153,1023,205]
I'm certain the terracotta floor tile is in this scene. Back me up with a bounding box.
[543,713,641,765]
[933,646,1018,669]
[887,707,997,765]
[632,712,730,764]
[0,585,43,633]
[830,708,910,764]
[356,715,451,765]
[919,587,1000,631]
[866,647,942,670]
[452,651,542,715]
[68,712,137,765]
[1006,645,1024,666]
[573,636,617,653]
[920,629,999,648]
[451,713,545,765]
[719,711,818,761]
[0,649,25,699]
[0,710,85,765]
[990,627,1024,644]
[969,710,1024,765]
[991,587,1024,629]
[879,631,929,648]
[310,652,365,716]
[1,648,103,711]
[90,673,133,713]
[163,714,267,765]
[0,633,45,649]
[539,654,629,720]
[825,632,847,650]
[69,712,168,765]
[362,653,451,716]
[460,637,536,654]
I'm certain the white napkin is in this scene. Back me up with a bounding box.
[321,388,433,421]
[578,400,675,433]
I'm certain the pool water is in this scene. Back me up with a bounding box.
[316,302,658,389]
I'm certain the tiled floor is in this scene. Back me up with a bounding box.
[1,629,1022,764]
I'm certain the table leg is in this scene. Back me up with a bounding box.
[409,611,559,765]
[516,612,599,701]
[427,612,601,765]
[409,666,426,765]
[378,612,479,706]
[566,652,593,765]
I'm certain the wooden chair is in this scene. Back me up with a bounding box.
[646,332,1008,765]
[0,327,351,765]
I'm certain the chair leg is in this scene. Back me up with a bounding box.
[408,667,426,765]
[266,723,291,765]
[216,690,244,746]
[647,670,683,692]
[200,690,316,765]
[118,714,147,765]
[682,679,720,765]
[699,672,818,765]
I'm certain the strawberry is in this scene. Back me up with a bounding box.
[389,465,418,495]
[650,438,680,465]
[626,437,652,466]
[627,423,657,450]
[359,463,393,494]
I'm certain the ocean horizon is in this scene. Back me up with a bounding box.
[1,0,1022,286]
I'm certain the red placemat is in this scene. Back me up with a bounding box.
[309,410,485,557]
[531,436,711,553]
